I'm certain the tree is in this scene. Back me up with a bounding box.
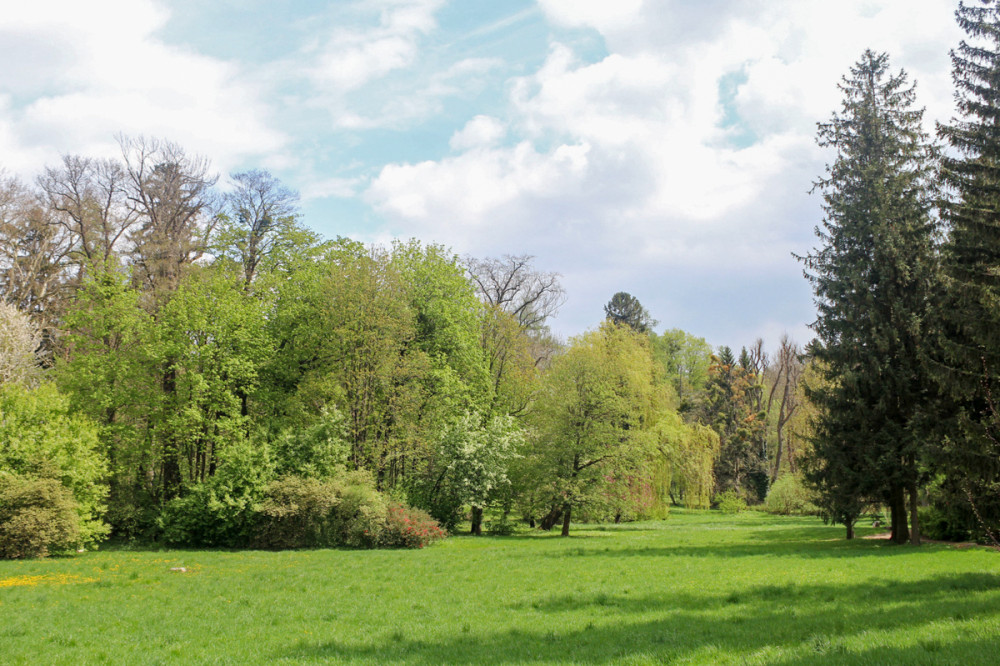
[119,135,218,299]
[38,154,137,273]
[764,335,804,483]
[465,254,566,332]
[0,301,42,387]
[527,323,663,536]
[435,411,523,535]
[929,1,1000,540]
[214,169,300,288]
[799,51,939,543]
[0,172,73,330]
[650,328,713,412]
[604,292,657,334]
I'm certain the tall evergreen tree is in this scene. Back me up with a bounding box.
[800,50,939,543]
[934,0,1000,539]
[604,292,657,333]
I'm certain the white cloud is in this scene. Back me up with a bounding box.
[365,0,962,342]
[449,116,506,151]
[0,0,284,176]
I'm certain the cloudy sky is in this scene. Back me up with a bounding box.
[0,0,965,349]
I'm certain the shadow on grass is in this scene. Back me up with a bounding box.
[279,572,1000,664]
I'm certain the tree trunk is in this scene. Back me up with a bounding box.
[539,506,562,531]
[846,519,855,540]
[889,485,909,544]
[909,483,920,546]
[561,503,572,537]
[470,506,483,536]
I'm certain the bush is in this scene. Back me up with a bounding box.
[330,471,387,548]
[159,437,273,547]
[381,503,447,548]
[0,476,81,558]
[764,474,820,516]
[920,505,973,542]
[254,476,342,549]
[715,489,747,514]
[0,383,109,546]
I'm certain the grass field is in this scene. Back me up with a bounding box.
[1,510,998,665]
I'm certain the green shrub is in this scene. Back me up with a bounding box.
[159,438,272,547]
[0,383,109,546]
[715,489,747,514]
[254,476,342,549]
[920,505,973,542]
[330,471,387,548]
[0,476,81,558]
[380,503,447,548]
[764,474,820,516]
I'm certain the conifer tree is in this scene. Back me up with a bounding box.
[800,50,939,543]
[934,0,1000,537]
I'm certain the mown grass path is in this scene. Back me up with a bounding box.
[1,510,998,664]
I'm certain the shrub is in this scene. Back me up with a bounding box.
[381,503,447,548]
[254,476,342,549]
[159,437,273,547]
[0,476,81,558]
[715,489,747,514]
[764,474,820,516]
[330,471,387,548]
[0,383,109,546]
[920,505,973,542]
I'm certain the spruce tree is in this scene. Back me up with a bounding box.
[934,0,1000,539]
[800,50,939,543]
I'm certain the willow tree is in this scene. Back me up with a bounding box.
[527,323,664,536]
[800,50,939,543]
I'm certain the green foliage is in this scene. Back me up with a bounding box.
[526,323,667,534]
[0,383,109,545]
[764,474,819,516]
[714,489,747,514]
[270,406,350,478]
[0,476,81,559]
[159,437,274,547]
[650,328,712,412]
[254,475,342,549]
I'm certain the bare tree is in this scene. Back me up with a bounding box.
[765,334,804,483]
[0,172,73,324]
[119,135,218,297]
[218,169,300,287]
[465,254,566,331]
[38,154,137,271]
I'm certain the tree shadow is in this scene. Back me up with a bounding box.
[278,572,1000,664]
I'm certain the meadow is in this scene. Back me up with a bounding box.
[1,510,998,665]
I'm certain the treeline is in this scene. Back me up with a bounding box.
[7,134,799,556]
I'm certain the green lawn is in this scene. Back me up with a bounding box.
[1,510,998,664]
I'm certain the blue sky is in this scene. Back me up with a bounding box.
[0,0,964,351]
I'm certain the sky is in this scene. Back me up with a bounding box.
[0,0,966,351]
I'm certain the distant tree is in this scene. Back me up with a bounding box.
[37,154,137,272]
[119,135,218,299]
[465,254,566,332]
[604,292,657,334]
[214,169,300,288]
[650,328,713,412]
[764,335,804,483]
[799,51,939,543]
